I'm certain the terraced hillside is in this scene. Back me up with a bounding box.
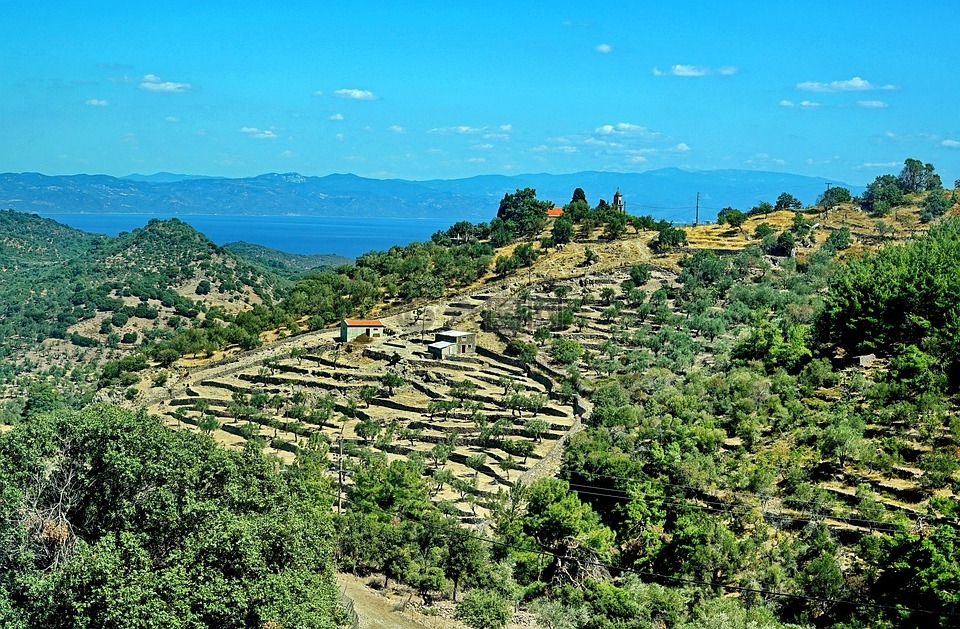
[137,203,960,535]
[492,255,949,537]
[143,290,584,518]
[117,194,960,626]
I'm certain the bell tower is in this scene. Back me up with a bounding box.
[612,189,624,213]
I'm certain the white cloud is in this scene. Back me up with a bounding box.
[673,143,691,152]
[595,43,613,54]
[389,125,406,133]
[280,150,296,158]
[499,124,513,132]
[429,125,485,135]
[747,152,786,166]
[164,116,180,123]
[531,144,578,154]
[653,65,738,77]
[797,76,895,92]
[139,74,191,92]
[467,157,486,164]
[334,88,377,100]
[671,64,710,77]
[583,137,622,148]
[780,100,821,108]
[594,122,657,137]
[627,156,648,164]
[329,113,344,121]
[942,140,960,148]
[239,127,277,140]
[335,133,345,140]
[85,98,109,106]
[472,143,494,150]
[313,90,324,97]
[858,161,900,169]
[858,100,889,108]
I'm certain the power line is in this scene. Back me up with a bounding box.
[558,466,918,520]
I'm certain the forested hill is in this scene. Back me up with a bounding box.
[0,213,288,399]
[0,209,103,270]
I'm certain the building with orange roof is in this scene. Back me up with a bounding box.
[340,318,385,342]
[547,207,564,218]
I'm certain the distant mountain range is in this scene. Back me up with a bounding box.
[0,169,864,225]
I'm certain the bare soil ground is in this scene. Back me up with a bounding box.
[337,572,539,629]
[338,573,454,629]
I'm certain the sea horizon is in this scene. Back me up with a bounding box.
[33,212,459,259]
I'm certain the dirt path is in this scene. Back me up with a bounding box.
[337,573,541,629]
[337,573,461,629]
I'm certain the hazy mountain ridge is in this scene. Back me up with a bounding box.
[0,169,863,225]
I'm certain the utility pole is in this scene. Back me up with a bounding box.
[695,192,700,227]
[337,437,343,514]
[823,183,832,216]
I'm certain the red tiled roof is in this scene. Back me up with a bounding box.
[343,319,384,327]
[547,207,564,217]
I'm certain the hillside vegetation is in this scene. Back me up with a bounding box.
[0,216,289,412]
[0,405,346,627]
[2,158,959,628]
[127,162,960,627]
[0,209,102,269]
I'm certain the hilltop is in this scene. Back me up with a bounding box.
[0,209,103,270]
[0,213,291,409]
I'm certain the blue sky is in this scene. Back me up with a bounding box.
[2,1,959,186]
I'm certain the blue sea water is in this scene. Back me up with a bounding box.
[34,213,458,259]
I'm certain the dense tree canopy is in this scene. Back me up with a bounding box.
[496,188,553,239]
[898,158,940,193]
[0,405,344,628]
[816,217,960,383]
[862,173,905,216]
